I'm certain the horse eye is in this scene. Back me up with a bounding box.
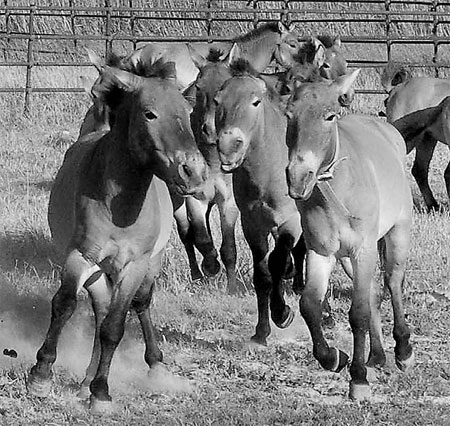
[325,113,337,121]
[252,99,261,107]
[144,110,158,120]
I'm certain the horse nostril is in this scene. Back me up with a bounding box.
[182,163,192,178]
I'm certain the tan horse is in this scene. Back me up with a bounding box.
[214,59,303,345]
[284,70,414,400]
[129,22,302,92]
[27,60,208,413]
[383,64,450,210]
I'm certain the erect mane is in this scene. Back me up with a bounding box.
[232,22,280,43]
[206,48,225,63]
[317,35,336,49]
[229,58,260,78]
[105,50,176,79]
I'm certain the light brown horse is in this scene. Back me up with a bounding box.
[129,22,302,92]
[214,59,303,344]
[383,64,450,210]
[284,70,414,400]
[27,60,208,413]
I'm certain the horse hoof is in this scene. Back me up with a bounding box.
[349,381,371,401]
[328,347,349,372]
[201,257,221,277]
[396,351,415,372]
[89,396,114,415]
[250,334,267,347]
[27,375,52,397]
[273,306,294,329]
[77,385,90,400]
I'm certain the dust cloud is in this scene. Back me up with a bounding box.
[0,273,192,395]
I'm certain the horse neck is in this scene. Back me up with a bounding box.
[236,32,278,71]
[97,121,154,200]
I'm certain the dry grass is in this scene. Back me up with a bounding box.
[1,2,450,425]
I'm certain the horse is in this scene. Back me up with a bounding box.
[213,59,303,344]
[128,21,303,92]
[27,59,208,413]
[382,68,450,211]
[283,70,414,400]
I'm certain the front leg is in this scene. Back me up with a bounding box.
[241,216,272,345]
[300,251,348,371]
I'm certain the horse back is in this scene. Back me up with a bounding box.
[387,77,450,122]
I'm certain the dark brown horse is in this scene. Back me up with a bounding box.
[27,60,208,413]
[382,65,450,210]
[284,70,414,400]
[214,60,303,344]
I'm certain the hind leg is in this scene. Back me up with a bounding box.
[173,197,202,281]
[444,158,450,206]
[384,221,414,372]
[28,249,101,397]
[217,192,242,294]
[186,196,220,277]
[412,134,439,211]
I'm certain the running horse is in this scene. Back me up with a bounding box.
[214,59,303,344]
[283,70,414,399]
[383,67,450,211]
[128,21,303,92]
[27,59,208,413]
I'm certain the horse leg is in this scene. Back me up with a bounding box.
[300,250,348,372]
[241,216,272,346]
[217,194,242,294]
[269,216,301,329]
[384,222,414,372]
[444,158,450,206]
[173,198,203,281]
[89,259,148,414]
[292,233,306,295]
[411,134,439,211]
[186,196,220,277]
[348,244,378,401]
[78,274,113,399]
[28,249,101,397]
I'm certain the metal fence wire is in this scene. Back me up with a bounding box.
[2,0,450,112]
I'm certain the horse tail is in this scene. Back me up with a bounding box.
[380,61,411,93]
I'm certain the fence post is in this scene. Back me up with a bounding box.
[384,0,391,64]
[105,0,112,55]
[129,0,136,50]
[69,0,77,48]
[24,0,36,116]
[432,0,439,77]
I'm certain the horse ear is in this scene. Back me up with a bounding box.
[333,36,342,49]
[182,82,197,108]
[311,38,326,67]
[187,44,208,70]
[91,66,141,107]
[227,43,242,65]
[277,21,290,35]
[86,48,104,72]
[334,69,360,96]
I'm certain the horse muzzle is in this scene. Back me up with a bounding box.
[286,163,317,200]
[217,129,247,173]
[173,151,209,196]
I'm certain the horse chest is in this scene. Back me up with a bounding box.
[79,178,172,274]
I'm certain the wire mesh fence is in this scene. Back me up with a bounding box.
[1,0,450,112]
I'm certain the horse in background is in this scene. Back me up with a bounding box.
[284,69,414,400]
[381,62,450,211]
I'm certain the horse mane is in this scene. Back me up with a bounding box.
[294,39,316,64]
[232,22,280,43]
[229,58,260,78]
[105,50,176,79]
[206,48,225,63]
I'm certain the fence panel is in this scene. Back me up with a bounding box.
[1,0,450,112]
